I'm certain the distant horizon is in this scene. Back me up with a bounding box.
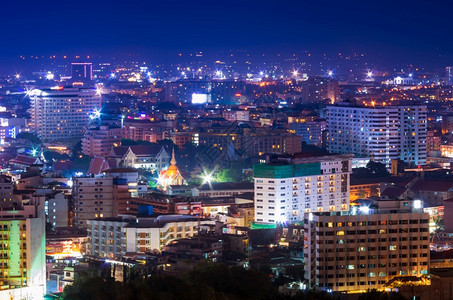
[2,0,453,74]
[2,48,453,77]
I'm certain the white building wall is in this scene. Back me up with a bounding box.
[255,155,351,224]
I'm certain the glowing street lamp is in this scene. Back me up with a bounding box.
[327,70,333,77]
[292,70,299,77]
[14,74,20,80]
[367,71,373,78]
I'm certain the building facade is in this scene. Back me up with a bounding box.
[253,154,352,224]
[304,199,430,293]
[326,103,427,167]
[73,177,114,227]
[86,215,212,258]
[28,87,101,141]
[0,203,46,299]
[82,125,122,157]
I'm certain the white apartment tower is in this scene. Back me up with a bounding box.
[326,103,427,167]
[253,153,352,224]
[28,87,101,141]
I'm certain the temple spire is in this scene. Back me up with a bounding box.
[170,147,176,166]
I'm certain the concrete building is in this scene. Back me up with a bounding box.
[289,120,326,147]
[86,215,213,258]
[326,103,427,167]
[211,80,246,104]
[442,114,453,134]
[426,130,441,153]
[82,125,122,157]
[253,153,352,224]
[304,199,430,293]
[72,177,114,227]
[197,182,254,198]
[222,110,250,122]
[28,87,101,141]
[301,77,339,103]
[0,201,46,299]
[46,192,70,228]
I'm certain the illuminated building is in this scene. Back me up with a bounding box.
[440,144,453,158]
[28,87,101,141]
[393,76,414,85]
[289,120,326,147]
[82,125,122,157]
[164,79,210,104]
[442,114,453,134]
[71,62,93,83]
[0,201,46,299]
[446,66,453,86]
[253,153,352,224]
[210,79,246,104]
[301,76,339,103]
[44,192,69,228]
[0,175,14,207]
[158,149,184,191]
[426,130,441,153]
[86,215,212,257]
[122,119,162,142]
[73,177,114,228]
[109,145,170,173]
[304,199,429,293]
[326,103,427,168]
[222,110,250,122]
[197,182,254,198]
[169,127,301,157]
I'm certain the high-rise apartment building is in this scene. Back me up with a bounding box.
[253,153,352,224]
[28,87,101,141]
[304,199,430,293]
[326,103,427,167]
[73,177,114,227]
[0,201,46,299]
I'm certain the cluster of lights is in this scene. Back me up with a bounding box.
[89,109,102,120]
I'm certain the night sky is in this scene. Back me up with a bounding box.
[1,0,453,67]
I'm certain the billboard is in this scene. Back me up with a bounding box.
[192,93,208,104]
